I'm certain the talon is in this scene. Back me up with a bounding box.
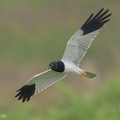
[81,72,87,77]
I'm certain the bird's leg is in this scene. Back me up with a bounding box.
[80,71,97,79]
[80,72,87,77]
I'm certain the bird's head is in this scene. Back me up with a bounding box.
[49,61,58,71]
[48,61,65,72]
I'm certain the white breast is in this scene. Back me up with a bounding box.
[61,60,83,75]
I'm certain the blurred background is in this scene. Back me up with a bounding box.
[0,0,120,120]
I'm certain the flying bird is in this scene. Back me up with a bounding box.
[15,8,112,102]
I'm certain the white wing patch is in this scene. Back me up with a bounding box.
[26,69,67,94]
[62,29,100,65]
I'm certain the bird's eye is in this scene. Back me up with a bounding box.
[51,64,54,67]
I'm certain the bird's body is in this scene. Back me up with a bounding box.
[15,8,112,102]
[62,60,82,74]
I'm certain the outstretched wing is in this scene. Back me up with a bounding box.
[62,8,112,65]
[15,69,67,102]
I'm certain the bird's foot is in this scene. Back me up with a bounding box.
[80,72,87,77]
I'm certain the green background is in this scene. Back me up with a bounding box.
[0,0,120,120]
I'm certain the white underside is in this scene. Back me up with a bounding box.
[61,60,83,75]
[61,60,97,79]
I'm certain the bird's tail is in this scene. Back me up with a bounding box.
[80,71,97,79]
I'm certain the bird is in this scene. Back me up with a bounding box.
[15,8,112,103]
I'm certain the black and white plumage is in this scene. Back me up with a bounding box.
[15,8,112,102]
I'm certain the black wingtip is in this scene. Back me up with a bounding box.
[15,84,35,103]
[81,8,112,35]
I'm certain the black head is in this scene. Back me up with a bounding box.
[49,61,65,72]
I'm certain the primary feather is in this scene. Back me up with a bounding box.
[62,8,112,65]
[15,70,67,102]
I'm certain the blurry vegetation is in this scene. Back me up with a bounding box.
[0,0,120,120]
[0,0,120,63]
[7,75,120,120]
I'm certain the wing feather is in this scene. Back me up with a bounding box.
[62,29,99,65]
[15,69,67,102]
[62,8,111,65]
